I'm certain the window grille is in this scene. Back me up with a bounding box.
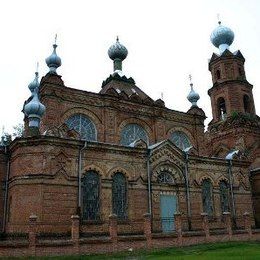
[66,114,97,141]
[120,124,148,146]
[82,171,100,220]
[170,131,191,150]
[202,179,214,216]
[157,171,174,184]
[112,173,127,219]
[219,180,230,213]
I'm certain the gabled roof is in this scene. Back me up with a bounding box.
[149,139,184,157]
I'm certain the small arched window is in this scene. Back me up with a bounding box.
[157,171,174,184]
[219,181,230,213]
[170,131,191,151]
[243,95,250,113]
[120,124,148,146]
[82,171,100,220]
[216,70,221,80]
[112,173,127,219]
[217,97,227,120]
[66,114,97,141]
[202,179,214,216]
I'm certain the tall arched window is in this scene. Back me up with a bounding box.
[66,114,97,141]
[82,171,100,220]
[112,173,127,219]
[120,123,148,146]
[243,95,250,113]
[170,131,191,151]
[202,179,214,216]
[219,181,230,213]
[217,97,227,120]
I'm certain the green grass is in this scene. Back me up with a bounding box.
[12,241,260,260]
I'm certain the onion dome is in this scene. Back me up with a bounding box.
[28,71,40,93]
[108,37,128,61]
[24,92,46,127]
[45,43,61,74]
[24,70,46,128]
[187,78,200,107]
[210,21,234,54]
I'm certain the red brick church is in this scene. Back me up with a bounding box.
[0,20,259,238]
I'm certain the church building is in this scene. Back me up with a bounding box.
[0,20,259,235]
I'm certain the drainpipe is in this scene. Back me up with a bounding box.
[147,149,152,215]
[184,146,193,231]
[77,141,87,215]
[225,150,239,228]
[2,145,10,233]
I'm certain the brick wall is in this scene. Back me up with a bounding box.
[0,147,8,230]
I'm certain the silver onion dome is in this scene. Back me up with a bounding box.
[187,83,200,107]
[28,71,40,93]
[45,44,61,74]
[24,92,46,127]
[24,93,46,119]
[210,21,234,54]
[24,71,46,128]
[108,37,128,61]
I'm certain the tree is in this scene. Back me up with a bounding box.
[0,124,24,146]
[12,123,24,139]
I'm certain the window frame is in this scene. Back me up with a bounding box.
[219,180,230,213]
[169,131,191,151]
[112,172,128,220]
[120,123,148,146]
[66,114,97,141]
[82,170,100,221]
[201,179,214,217]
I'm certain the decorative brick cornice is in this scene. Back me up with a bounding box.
[208,113,260,132]
[208,80,253,95]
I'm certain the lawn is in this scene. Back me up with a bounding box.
[24,241,260,259]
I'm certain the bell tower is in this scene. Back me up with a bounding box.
[206,20,259,162]
[208,21,256,124]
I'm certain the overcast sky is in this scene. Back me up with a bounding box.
[1,0,259,133]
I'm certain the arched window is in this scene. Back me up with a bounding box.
[202,179,214,216]
[243,95,250,113]
[82,171,100,220]
[112,173,127,219]
[120,124,148,146]
[157,171,174,184]
[217,97,227,120]
[219,180,230,213]
[216,70,221,80]
[66,114,97,141]
[170,131,191,150]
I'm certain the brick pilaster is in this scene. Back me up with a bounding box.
[109,214,118,246]
[174,212,183,246]
[28,214,37,256]
[243,212,252,238]
[201,213,210,241]
[143,213,152,248]
[223,212,232,239]
[71,215,80,254]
